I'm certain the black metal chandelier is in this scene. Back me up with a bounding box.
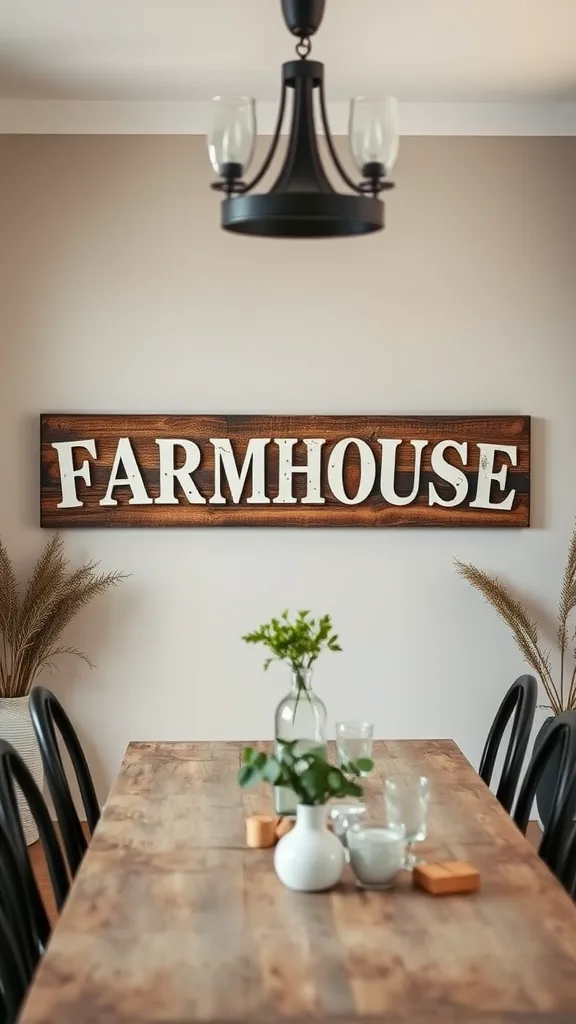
[207,0,399,239]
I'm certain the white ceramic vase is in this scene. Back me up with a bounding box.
[0,694,43,845]
[274,804,345,892]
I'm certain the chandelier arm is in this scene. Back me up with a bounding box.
[318,77,363,195]
[242,79,288,194]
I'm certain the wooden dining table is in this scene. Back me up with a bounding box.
[19,739,576,1024]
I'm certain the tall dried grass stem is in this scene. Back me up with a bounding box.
[0,535,126,698]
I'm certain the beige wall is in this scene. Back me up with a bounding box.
[0,135,575,799]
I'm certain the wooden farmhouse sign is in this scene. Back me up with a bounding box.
[40,414,530,528]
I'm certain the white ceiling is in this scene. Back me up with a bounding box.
[0,0,575,103]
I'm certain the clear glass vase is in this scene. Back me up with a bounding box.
[274,667,327,815]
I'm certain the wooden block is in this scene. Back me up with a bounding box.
[413,861,480,896]
[275,817,295,839]
[245,815,277,849]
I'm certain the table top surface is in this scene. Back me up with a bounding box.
[19,739,576,1024]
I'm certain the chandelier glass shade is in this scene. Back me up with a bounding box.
[207,0,399,239]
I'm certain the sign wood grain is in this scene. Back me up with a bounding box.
[40,414,530,528]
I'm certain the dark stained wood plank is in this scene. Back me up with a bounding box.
[40,414,530,528]
[19,740,576,1024]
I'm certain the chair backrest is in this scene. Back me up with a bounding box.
[0,816,40,980]
[0,739,69,952]
[558,818,576,899]
[479,674,538,813]
[29,686,100,877]
[0,901,29,1024]
[0,814,41,1024]
[544,758,576,895]
[513,711,576,868]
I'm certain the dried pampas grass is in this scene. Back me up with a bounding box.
[0,534,127,699]
[455,521,576,715]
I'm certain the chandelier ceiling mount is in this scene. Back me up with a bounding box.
[281,0,326,39]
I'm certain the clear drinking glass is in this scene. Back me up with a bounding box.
[207,95,256,176]
[349,96,399,176]
[384,775,430,869]
[330,803,367,857]
[335,721,373,768]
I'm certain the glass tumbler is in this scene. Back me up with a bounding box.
[384,775,430,869]
[330,803,367,858]
[335,721,374,768]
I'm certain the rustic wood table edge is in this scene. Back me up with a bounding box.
[18,738,576,1024]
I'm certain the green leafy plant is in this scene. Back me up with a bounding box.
[238,739,373,806]
[0,534,127,698]
[243,609,341,673]
[455,521,576,714]
[243,609,341,720]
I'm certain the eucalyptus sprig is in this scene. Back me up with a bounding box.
[238,739,373,807]
[242,609,341,679]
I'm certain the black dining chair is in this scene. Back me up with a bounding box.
[513,712,576,870]
[0,901,30,1024]
[0,814,43,1024]
[558,822,576,899]
[30,686,100,877]
[478,674,538,813]
[0,740,69,956]
[541,757,576,897]
[0,816,40,981]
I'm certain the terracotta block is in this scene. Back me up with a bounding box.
[413,861,480,896]
[245,815,277,849]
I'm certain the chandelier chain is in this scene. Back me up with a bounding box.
[295,37,311,59]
